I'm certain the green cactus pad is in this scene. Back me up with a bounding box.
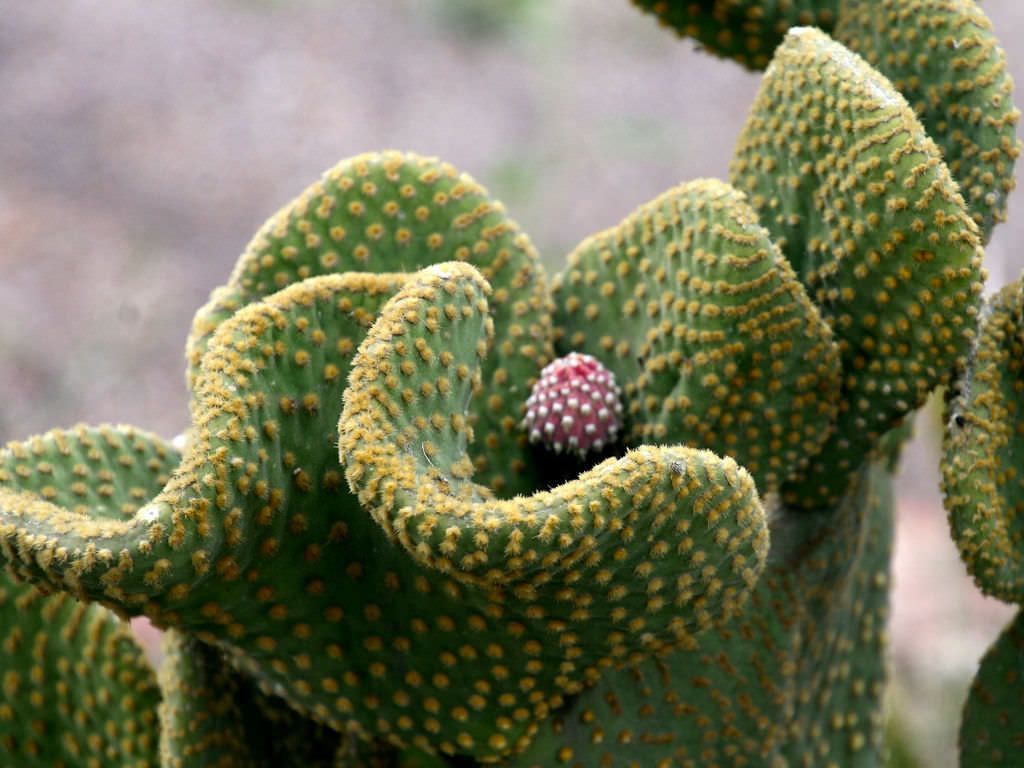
[835,0,1021,243]
[0,423,181,603]
[959,609,1024,767]
[159,629,343,767]
[187,151,554,497]
[631,0,839,70]
[552,178,841,492]
[159,630,441,767]
[0,423,179,523]
[0,266,767,763]
[340,261,770,759]
[0,424,174,767]
[942,279,1024,602]
[731,27,984,507]
[0,572,161,768]
[513,461,893,767]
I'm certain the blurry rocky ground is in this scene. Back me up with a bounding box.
[1,2,1021,765]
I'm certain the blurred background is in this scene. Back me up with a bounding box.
[1,2,1021,765]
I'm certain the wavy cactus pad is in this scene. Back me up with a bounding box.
[0,424,174,767]
[959,610,1024,767]
[0,423,179,523]
[0,423,181,601]
[731,27,984,507]
[553,178,841,492]
[2,280,403,712]
[341,262,769,759]
[513,461,893,767]
[0,266,766,763]
[836,0,1021,243]
[187,151,554,497]
[631,0,839,70]
[943,279,1024,602]
[159,630,343,767]
[0,277,396,607]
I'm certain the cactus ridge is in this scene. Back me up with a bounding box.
[0,423,178,522]
[631,0,840,70]
[187,151,555,498]
[942,278,1024,602]
[941,277,1024,766]
[836,0,1021,243]
[513,462,893,767]
[633,0,1020,246]
[553,178,841,493]
[730,27,985,507]
[0,425,182,605]
[0,425,174,767]
[340,262,770,759]
[0,264,769,763]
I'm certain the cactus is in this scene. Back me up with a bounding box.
[834,0,1020,242]
[0,425,172,767]
[631,0,840,70]
[957,609,1024,767]
[158,630,344,767]
[635,0,1020,241]
[943,280,1024,604]
[942,275,1024,766]
[0,1,1019,766]
[731,26,986,510]
[0,568,161,767]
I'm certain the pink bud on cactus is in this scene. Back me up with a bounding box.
[524,352,623,457]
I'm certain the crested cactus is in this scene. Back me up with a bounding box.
[0,1,1019,767]
[834,0,1020,242]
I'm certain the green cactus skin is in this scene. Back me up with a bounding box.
[0,572,161,767]
[835,0,1021,244]
[942,278,1024,603]
[943,276,1024,766]
[0,424,174,767]
[959,610,1024,767]
[0,263,767,764]
[338,262,769,760]
[0,0,1018,758]
[630,0,839,70]
[159,629,443,767]
[635,1,1020,247]
[512,461,893,767]
[0,423,180,524]
[158,629,343,767]
[552,178,841,494]
[186,151,554,498]
[730,27,985,509]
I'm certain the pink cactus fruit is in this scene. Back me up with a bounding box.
[524,352,623,457]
